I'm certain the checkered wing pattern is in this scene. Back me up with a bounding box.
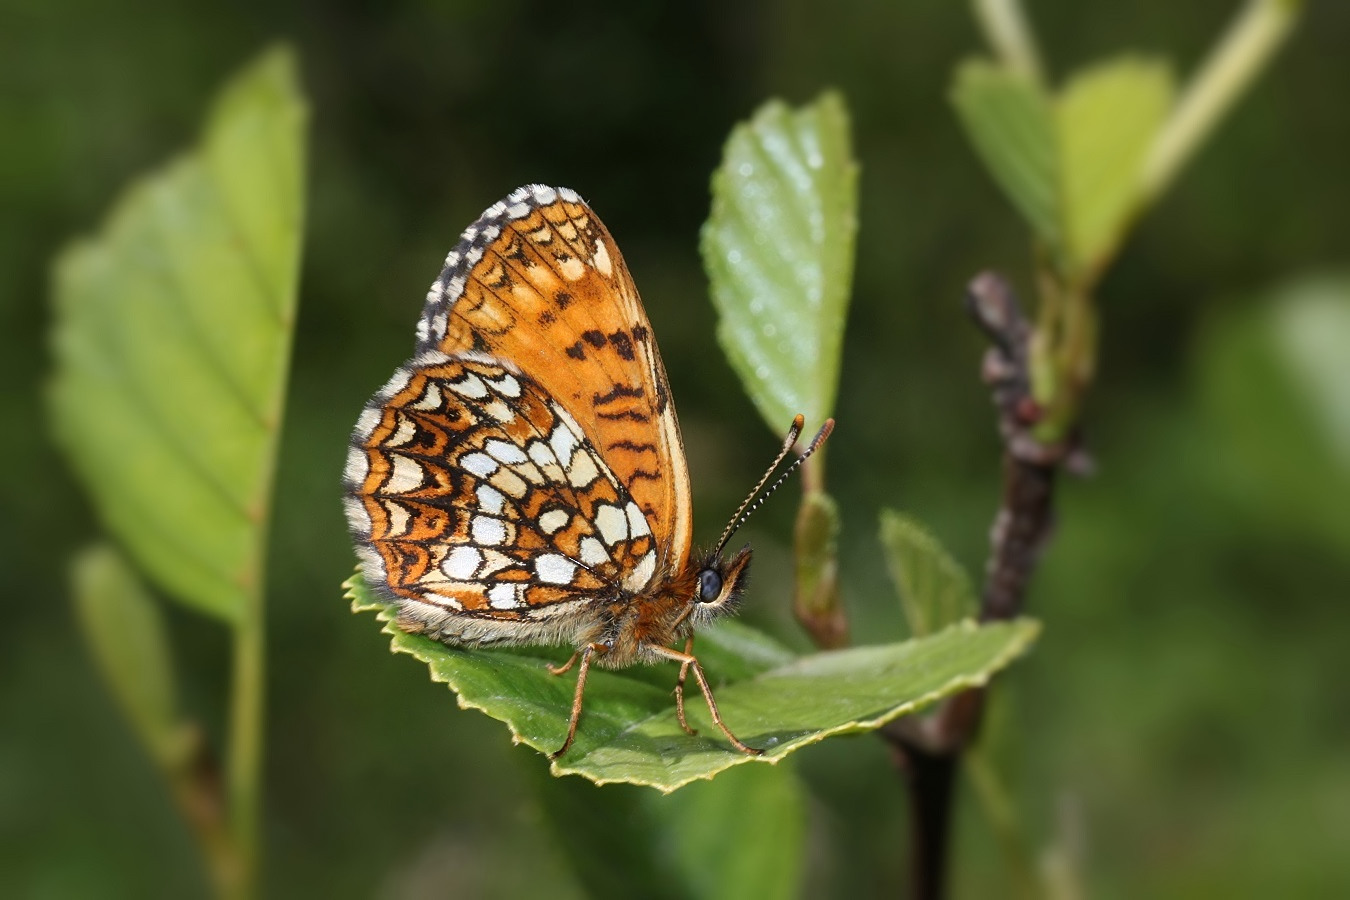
[345,186,690,644]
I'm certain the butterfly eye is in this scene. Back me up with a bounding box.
[697,568,723,603]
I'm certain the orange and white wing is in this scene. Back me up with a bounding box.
[415,185,691,578]
[344,355,660,645]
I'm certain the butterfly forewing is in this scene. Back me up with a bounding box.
[415,186,692,577]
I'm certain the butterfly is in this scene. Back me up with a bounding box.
[344,185,831,758]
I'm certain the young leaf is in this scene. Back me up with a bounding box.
[347,575,1039,793]
[702,92,858,431]
[48,48,307,622]
[1056,56,1173,274]
[72,543,188,768]
[951,59,1060,252]
[879,509,977,637]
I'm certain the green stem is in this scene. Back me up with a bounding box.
[973,0,1044,85]
[1142,0,1300,202]
[226,591,265,898]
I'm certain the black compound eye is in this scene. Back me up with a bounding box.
[697,569,722,603]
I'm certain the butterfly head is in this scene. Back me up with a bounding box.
[686,545,752,627]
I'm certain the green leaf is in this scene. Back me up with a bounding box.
[951,59,1060,250]
[1056,56,1173,272]
[72,543,189,768]
[655,762,806,899]
[879,509,977,637]
[347,575,1039,793]
[702,92,858,431]
[538,762,806,900]
[48,48,307,622]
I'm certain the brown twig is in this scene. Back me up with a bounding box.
[883,272,1082,899]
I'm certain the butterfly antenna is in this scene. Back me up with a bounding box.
[713,415,835,557]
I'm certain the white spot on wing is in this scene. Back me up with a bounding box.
[482,398,515,423]
[449,372,488,399]
[567,451,599,487]
[408,383,442,411]
[484,439,527,465]
[530,185,558,206]
[472,516,507,546]
[488,583,521,609]
[384,455,425,493]
[383,415,417,447]
[475,484,505,515]
[382,499,411,537]
[595,504,628,546]
[558,255,585,281]
[442,546,482,580]
[580,536,608,567]
[624,550,657,592]
[487,373,522,397]
[538,509,569,535]
[626,502,651,538]
[535,553,577,585]
[460,452,497,477]
[548,421,577,466]
[592,238,613,277]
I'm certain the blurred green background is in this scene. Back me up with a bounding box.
[3,1,1348,897]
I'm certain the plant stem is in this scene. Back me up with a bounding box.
[1142,0,1300,203]
[225,593,265,898]
[973,0,1044,85]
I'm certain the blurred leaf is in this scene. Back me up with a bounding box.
[48,48,306,621]
[656,762,806,899]
[880,509,978,637]
[951,59,1060,250]
[539,761,806,900]
[702,92,858,431]
[347,575,1039,792]
[1198,274,1350,552]
[72,543,188,767]
[1056,57,1173,273]
[1272,277,1350,470]
[536,775,689,900]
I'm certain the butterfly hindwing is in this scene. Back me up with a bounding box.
[344,353,659,645]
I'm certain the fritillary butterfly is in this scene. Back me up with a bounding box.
[344,185,831,757]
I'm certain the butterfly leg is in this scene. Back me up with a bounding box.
[548,650,581,676]
[673,636,698,736]
[551,643,606,759]
[648,644,762,755]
